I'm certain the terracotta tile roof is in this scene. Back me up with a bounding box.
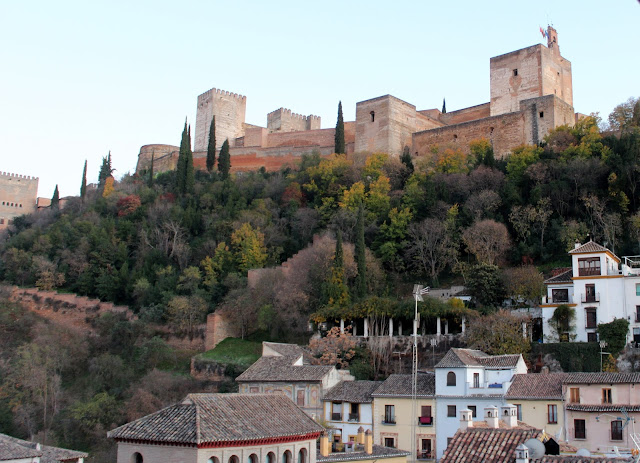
[323,381,382,403]
[506,373,568,400]
[436,348,522,369]
[317,445,410,462]
[263,342,311,361]
[440,427,541,463]
[563,373,640,384]
[0,433,87,462]
[544,269,573,284]
[569,240,611,255]
[371,373,435,397]
[532,457,632,462]
[566,404,640,412]
[108,393,323,445]
[236,356,334,382]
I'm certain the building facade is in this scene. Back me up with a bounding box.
[323,381,381,444]
[0,172,38,230]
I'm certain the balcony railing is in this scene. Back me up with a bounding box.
[542,294,573,304]
[331,413,342,421]
[348,413,360,422]
[418,416,433,426]
[578,268,601,277]
[382,416,396,425]
[417,451,434,460]
[581,292,600,303]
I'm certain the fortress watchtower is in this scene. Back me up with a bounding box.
[489,26,572,116]
[0,172,38,229]
[194,88,247,152]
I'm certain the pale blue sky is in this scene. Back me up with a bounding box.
[1,1,638,198]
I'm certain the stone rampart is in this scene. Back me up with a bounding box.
[135,144,180,175]
[267,108,321,132]
[0,172,39,229]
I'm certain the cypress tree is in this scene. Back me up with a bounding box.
[334,101,345,154]
[206,116,217,172]
[355,204,367,299]
[176,120,194,194]
[324,229,350,307]
[80,160,87,200]
[148,150,155,187]
[51,185,59,210]
[98,153,112,188]
[442,98,447,114]
[218,139,231,180]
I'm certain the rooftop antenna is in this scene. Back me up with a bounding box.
[411,284,429,462]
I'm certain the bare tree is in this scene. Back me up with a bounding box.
[462,219,511,265]
[407,218,456,285]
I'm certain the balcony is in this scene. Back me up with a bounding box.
[542,294,573,304]
[418,416,433,426]
[581,292,600,303]
[382,416,396,425]
[464,381,505,396]
[417,451,435,460]
[348,413,360,422]
[331,413,342,421]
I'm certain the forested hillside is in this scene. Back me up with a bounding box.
[0,101,639,461]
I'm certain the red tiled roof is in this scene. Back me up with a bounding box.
[440,427,541,463]
[436,348,521,369]
[566,404,640,412]
[371,373,435,397]
[544,269,573,284]
[324,380,383,403]
[506,373,568,400]
[569,241,612,255]
[563,373,640,384]
[108,393,323,445]
[236,356,334,382]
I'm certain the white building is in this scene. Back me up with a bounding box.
[541,240,640,343]
[434,348,527,459]
[322,381,381,444]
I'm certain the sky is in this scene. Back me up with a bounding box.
[1,1,638,198]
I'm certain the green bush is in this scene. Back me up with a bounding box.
[598,318,630,357]
[531,342,601,372]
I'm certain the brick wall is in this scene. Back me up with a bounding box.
[205,311,236,351]
[0,172,38,229]
[195,88,247,152]
[135,144,180,175]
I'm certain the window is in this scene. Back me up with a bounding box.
[473,373,480,388]
[447,371,456,386]
[611,420,623,441]
[513,69,518,76]
[370,111,375,122]
[636,306,640,322]
[575,419,586,439]
[603,388,612,404]
[570,387,580,404]
[384,437,395,448]
[539,111,544,118]
[578,257,601,276]
[132,453,143,463]
[420,439,433,459]
[349,403,359,421]
[384,405,395,424]
[468,405,477,418]
[229,457,239,463]
[585,284,597,303]
[420,405,432,425]
[332,402,342,421]
[266,453,275,463]
[208,458,220,463]
[636,284,640,296]
[348,435,357,443]
[282,450,292,463]
[298,449,307,463]
[447,405,457,417]
[515,404,522,421]
[248,454,258,463]
[297,390,305,407]
[547,404,558,424]
[552,289,569,303]
[586,308,597,329]
[588,332,598,342]
[447,438,453,448]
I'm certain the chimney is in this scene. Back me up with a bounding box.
[320,431,330,457]
[541,365,550,375]
[515,443,529,463]
[501,405,518,428]
[574,240,581,249]
[357,426,365,445]
[484,406,499,428]
[365,429,373,455]
[460,409,474,430]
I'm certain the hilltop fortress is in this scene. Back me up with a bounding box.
[0,172,38,230]
[136,27,577,175]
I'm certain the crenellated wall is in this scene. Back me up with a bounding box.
[0,172,38,229]
[267,108,321,133]
[195,88,247,152]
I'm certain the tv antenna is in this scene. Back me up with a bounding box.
[411,284,429,462]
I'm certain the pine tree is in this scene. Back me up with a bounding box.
[442,98,447,114]
[148,150,155,187]
[355,204,367,299]
[206,116,216,172]
[51,185,59,210]
[176,120,194,194]
[334,101,345,154]
[218,139,231,180]
[80,160,87,200]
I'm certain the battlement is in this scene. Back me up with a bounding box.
[267,107,321,132]
[267,107,319,122]
[0,172,39,181]
[197,87,246,104]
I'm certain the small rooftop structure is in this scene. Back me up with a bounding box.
[0,432,87,463]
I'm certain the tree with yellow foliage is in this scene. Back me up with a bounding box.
[231,223,267,273]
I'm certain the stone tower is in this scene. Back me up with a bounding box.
[489,26,572,117]
[0,172,38,229]
[194,88,247,152]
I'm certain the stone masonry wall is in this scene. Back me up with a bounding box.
[195,88,247,152]
[135,144,180,175]
[439,103,491,125]
[267,108,321,133]
[0,172,38,229]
